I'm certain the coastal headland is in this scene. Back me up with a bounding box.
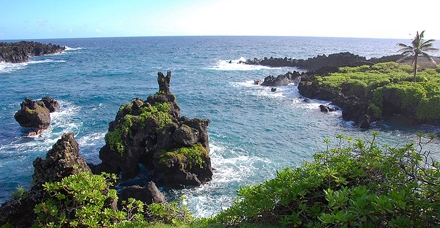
[0,71,213,227]
[0,41,65,63]
[246,52,440,128]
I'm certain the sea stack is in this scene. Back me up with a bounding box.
[94,71,213,187]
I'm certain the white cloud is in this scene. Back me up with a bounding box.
[36,18,48,26]
[171,0,440,39]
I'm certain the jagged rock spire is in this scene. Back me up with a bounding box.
[157,71,171,94]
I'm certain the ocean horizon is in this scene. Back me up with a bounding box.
[1,36,439,217]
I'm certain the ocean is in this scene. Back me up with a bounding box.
[1,36,439,217]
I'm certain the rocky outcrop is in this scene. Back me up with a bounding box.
[298,74,374,128]
[246,52,403,71]
[33,133,91,186]
[0,132,170,227]
[319,105,340,112]
[14,96,60,134]
[41,96,61,112]
[0,133,91,228]
[258,53,404,129]
[0,41,65,63]
[94,71,213,187]
[119,182,165,206]
[260,71,304,86]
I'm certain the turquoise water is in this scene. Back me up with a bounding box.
[1,36,439,217]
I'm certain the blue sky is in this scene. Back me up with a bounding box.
[1,0,439,40]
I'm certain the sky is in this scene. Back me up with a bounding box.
[1,0,439,40]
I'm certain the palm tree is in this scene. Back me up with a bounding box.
[397,30,438,82]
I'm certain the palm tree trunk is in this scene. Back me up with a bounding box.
[413,55,418,82]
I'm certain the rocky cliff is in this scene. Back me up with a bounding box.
[0,41,65,63]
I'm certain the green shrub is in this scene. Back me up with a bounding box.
[212,133,440,227]
[33,171,195,228]
[385,82,427,108]
[344,79,367,96]
[146,196,195,226]
[368,103,382,119]
[416,95,440,120]
[11,186,27,200]
[139,102,172,129]
[34,172,133,227]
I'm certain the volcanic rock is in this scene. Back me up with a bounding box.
[0,133,91,227]
[119,182,165,206]
[94,71,213,187]
[260,71,303,86]
[14,96,59,134]
[0,41,65,63]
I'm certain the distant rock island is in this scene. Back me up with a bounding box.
[245,52,403,71]
[0,41,65,63]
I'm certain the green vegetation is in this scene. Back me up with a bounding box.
[105,102,173,155]
[138,102,173,129]
[32,170,195,228]
[317,62,440,121]
[11,186,27,200]
[24,105,47,115]
[212,133,440,227]
[28,133,439,227]
[397,30,438,82]
[157,143,208,169]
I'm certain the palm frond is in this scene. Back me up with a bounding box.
[421,52,438,65]
[397,48,414,55]
[397,43,411,48]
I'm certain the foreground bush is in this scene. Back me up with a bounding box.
[213,133,440,227]
[6,133,438,227]
[32,170,194,228]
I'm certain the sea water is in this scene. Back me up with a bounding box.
[1,36,439,217]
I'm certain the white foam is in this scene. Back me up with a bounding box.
[231,80,296,99]
[176,142,272,218]
[208,57,279,71]
[5,100,82,152]
[28,59,66,64]
[65,46,83,51]
[231,80,258,88]
[77,132,106,147]
[0,61,28,74]
[0,58,65,74]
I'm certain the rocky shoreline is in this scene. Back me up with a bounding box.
[249,52,440,128]
[245,52,403,71]
[249,52,403,87]
[0,71,212,226]
[0,41,65,63]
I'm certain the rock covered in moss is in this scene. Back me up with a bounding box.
[14,96,60,134]
[94,71,213,187]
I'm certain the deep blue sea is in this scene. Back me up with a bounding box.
[1,36,439,217]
